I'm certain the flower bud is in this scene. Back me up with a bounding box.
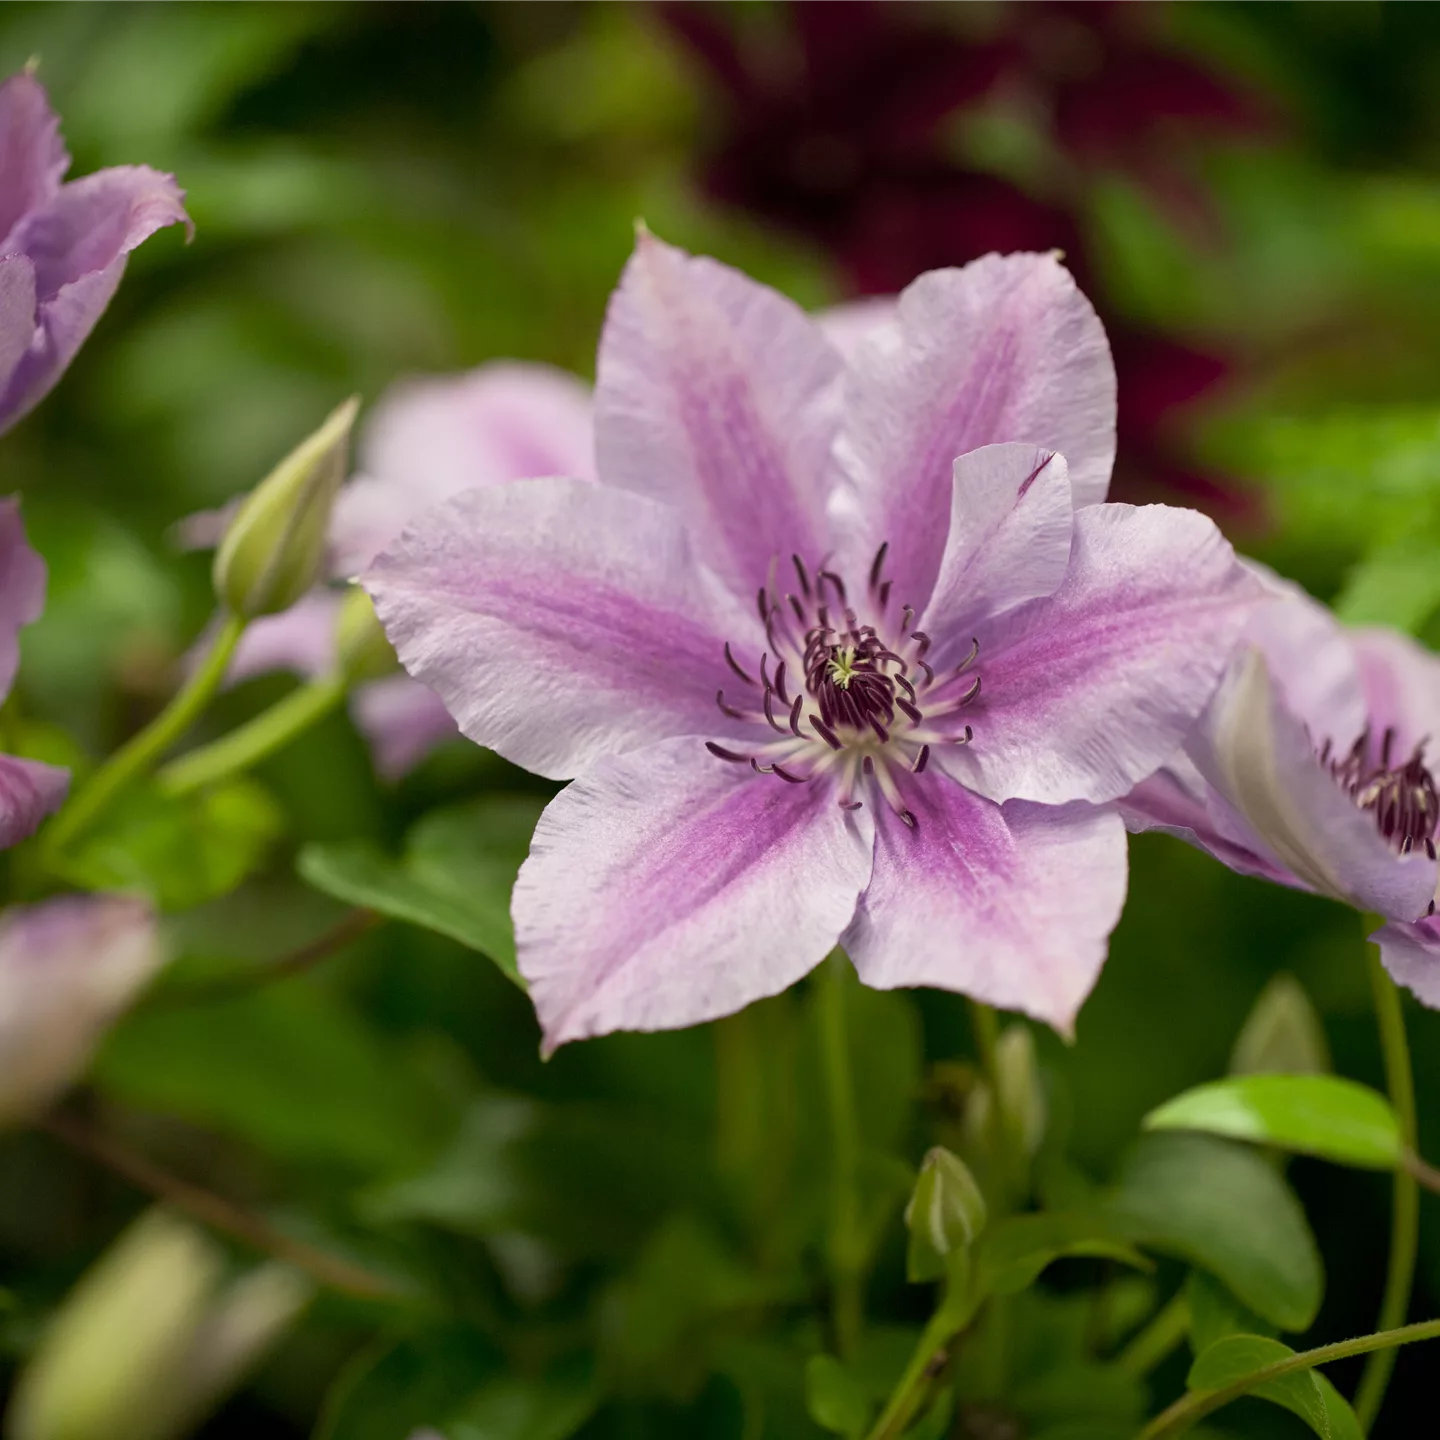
[1229,971,1330,1076]
[0,895,164,1126]
[903,1145,986,1283]
[8,1209,310,1440]
[994,1023,1047,1161]
[334,584,397,684]
[213,398,358,619]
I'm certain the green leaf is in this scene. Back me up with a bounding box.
[56,776,284,911]
[1106,1134,1323,1332]
[298,794,545,986]
[1229,973,1331,1077]
[976,1212,1153,1297]
[1188,1334,1363,1440]
[1144,1075,1401,1170]
[1186,1269,1276,1354]
[804,1354,872,1438]
[446,1356,597,1440]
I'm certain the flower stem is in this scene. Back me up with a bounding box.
[42,1107,396,1300]
[819,952,863,1359]
[1354,948,1419,1431]
[155,673,347,796]
[1135,1317,1440,1439]
[44,612,247,853]
[1115,1291,1191,1378]
[864,1294,971,1440]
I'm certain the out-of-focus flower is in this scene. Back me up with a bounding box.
[212,398,358,620]
[8,1207,310,1440]
[0,496,68,844]
[0,71,189,435]
[0,893,163,1124]
[191,362,595,778]
[661,0,1268,519]
[1121,577,1440,1002]
[367,234,1259,1049]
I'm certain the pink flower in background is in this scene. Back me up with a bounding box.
[212,363,595,778]
[0,893,162,1123]
[0,497,68,843]
[367,234,1259,1049]
[0,72,189,435]
[1122,576,1440,1002]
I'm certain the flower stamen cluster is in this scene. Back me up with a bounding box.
[1320,726,1439,865]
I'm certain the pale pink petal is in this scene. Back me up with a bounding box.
[1373,915,1440,1008]
[0,495,47,699]
[0,255,36,397]
[919,445,1074,669]
[513,736,873,1053]
[225,589,342,685]
[1352,627,1440,761]
[1191,649,1436,919]
[0,754,67,849]
[0,165,189,429]
[814,297,896,361]
[843,771,1126,1035]
[351,674,457,780]
[831,253,1115,614]
[0,73,68,246]
[940,504,1259,806]
[0,894,163,1123]
[365,478,761,781]
[332,361,595,574]
[594,230,842,597]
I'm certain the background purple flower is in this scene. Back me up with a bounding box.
[367,235,1258,1050]
[0,72,189,435]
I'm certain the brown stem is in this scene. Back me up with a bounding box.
[42,1108,397,1301]
[151,909,382,1007]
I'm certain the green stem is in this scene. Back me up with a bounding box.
[1354,948,1420,1431]
[44,612,247,853]
[864,1294,971,1440]
[1115,1292,1190,1378]
[156,673,346,796]
[819,952,863,1360]
[1135,1317,1440,1439]
[971,1000,1001,1085]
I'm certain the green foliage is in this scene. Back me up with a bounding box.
[975,1213,1152,1297]
[1188,1334,1363,1440]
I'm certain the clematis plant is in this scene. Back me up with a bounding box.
[0,70,189,434]
[1121,575,1440,995]
[366,232,1259,1050]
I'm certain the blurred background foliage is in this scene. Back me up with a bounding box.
[6,2,1440,1437]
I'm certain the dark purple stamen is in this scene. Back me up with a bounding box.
[869,541,889,590]
[774,660,789,705]
[706,742,751,763]
[912,744,930,774]
[793,554,811,597]
[1325,726,1439,858]
[789,695,804,736]
[724,642,755,685]
[716,689,745,719]
[811,717,843,750]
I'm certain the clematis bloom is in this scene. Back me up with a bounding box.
[366,235,1259,1049]
[0,71,189,435]
[1122,576,1440,1003]
[192,363,595,778]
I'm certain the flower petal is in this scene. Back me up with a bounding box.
[0,754,68,849]
[364,478,761,780]
[1195,648,1435,918]
[0,255,36,398]
[831,252,1115,613]
[514,735,873,1052]
[0,894,163,1123]
[0,495,47,699]
[843,771,1126,1035]
[940,503,1259,806]
[332,361,595,574]
[226,589,343,685]
[0,73,69,246]
[814,297,896,361]
[0,166,189,429]
[352,674,457,780]
[594,230,842,596]
[920,445,1074,668]
[1351,626,1440,761]
[1373,915,1440,1008]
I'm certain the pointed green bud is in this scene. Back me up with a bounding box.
[995,1023,1047,1161]
[213,398,358,619]
[1229,972,1331,1076]
[903,1145,987,1283]
[334,584,397,684]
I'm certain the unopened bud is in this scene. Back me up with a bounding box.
[0,895,163,1126]
[334,585,397,684]
[1230,972,1330,1076]
[213,398,358,619]
[9,1209,309,1440]
[995,1023,1047,1161]
[904,1145,987,1283]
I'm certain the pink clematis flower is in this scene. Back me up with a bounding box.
[1123,574,1440,1003]
[0,71,189,435]
[202,363,595,778]
[365,234,1259,1049]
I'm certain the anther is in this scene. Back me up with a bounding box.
[911,630,931,659]
[706,742,751,764]
[863,756,874,776]
[912,745,930,774]
[811,717,843,751]
[959,675,981,706]
[878,580,892,611]
[869,541,889,590]
[769,762,808,784]
[774,660,789,705]
[716,689,746,719]
[818,570,847,604]
[762,687,786,733]
[1429,839,1437,861]
[899,809,917,829]
[900,605,914,634]
[955,637,979,674]
[896,698,921,723]
[755,587,769,624]
[724,642,755,685]
[840,800,864,811]
[788,695,804,736]
[792,554,811,597]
